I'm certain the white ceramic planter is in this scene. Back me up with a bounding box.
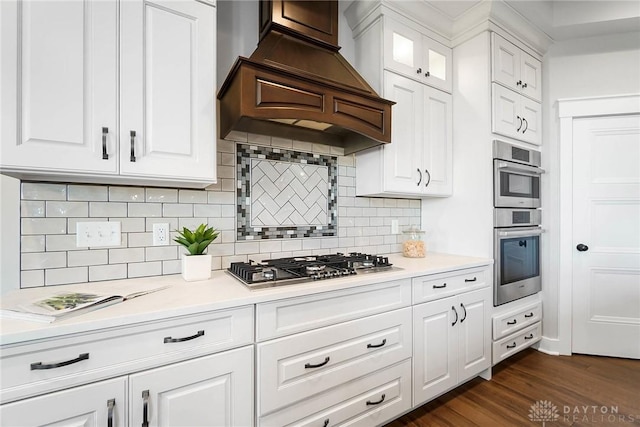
[181,254,212,282]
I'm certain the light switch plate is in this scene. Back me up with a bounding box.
[76,222,121,247]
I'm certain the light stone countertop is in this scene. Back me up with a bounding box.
[0,252,492,345]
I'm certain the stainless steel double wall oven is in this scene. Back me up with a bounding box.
[493,141,544,306]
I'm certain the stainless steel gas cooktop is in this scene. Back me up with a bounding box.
[228,252,399,289]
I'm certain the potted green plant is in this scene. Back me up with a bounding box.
[174,224,219,281]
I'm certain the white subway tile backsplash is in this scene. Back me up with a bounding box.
[109,187,145,202]
[128,261,162,278]
[109,248,145,264]
[46,235,84,252]
[68,185,108,201]
[46,267,88,285]
[89,264,127,282]
[46,201,88,217]
[146,188,178,203]
[17,136,420,288]
[179,189,208,204]
[128,203,161,218]
[21,270,44,288]
[22,218,66,235]
[21,183,66,200]
[68,250,108,267]
[21,201,45,217]
[90,202,127,217]
[225,130,248,143]
[22,235,45,253]
[163,203,193,217]
[22,252,66,270]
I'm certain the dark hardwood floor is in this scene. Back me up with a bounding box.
[386,349,640,426]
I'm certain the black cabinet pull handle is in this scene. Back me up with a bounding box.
[417,168,422,186]
[516,115,523,132]
[30,353,89,370]
[416,67,422,74]
[323,419,329,427]
[451,306,458,326]
[366,394,386,406]
[460,303,467,323]
[507,320,517,325]
[424,168,431,188]
[102,127,109,160]
[164,330,204,343]
[524,312,534,318]
[522,117,528,133]
[433,283,447,289]
[367,338,387,349]
[522,82,528,88]
[507,342,517,349]
[305,356,330,369]
[516,80,522,86]
[524,334,534,340]
[107,399,115,427]
[142,390,149,427]
[130,130,137,162]
[425,71,430,77]
[464,277,477,282]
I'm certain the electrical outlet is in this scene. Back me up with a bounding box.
[76,222,121,247]
[391,219,399,234]
[153,223,170,246]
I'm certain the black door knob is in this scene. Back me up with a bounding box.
[576,244,589,252]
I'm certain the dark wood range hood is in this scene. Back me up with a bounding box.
[217,0,394,154]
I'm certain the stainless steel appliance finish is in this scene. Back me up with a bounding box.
[494,226,543,306]
[493,140,544,209]
[494,208,542,228]
[228,253,398,290]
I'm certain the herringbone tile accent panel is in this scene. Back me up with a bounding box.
[250,159,328,227]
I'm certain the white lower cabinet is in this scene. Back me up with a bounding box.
[0,376,127,427]
[492,299,542,364]
[130,346,254,427]
[412,286,492,406]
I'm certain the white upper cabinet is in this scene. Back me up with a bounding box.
[492,83,541,145]
[0,0,216,187]
[383,16,452,93]
[491,33,541,102]
[0,0,118,175]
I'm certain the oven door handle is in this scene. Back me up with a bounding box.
[497,161,545,175]
[498,228,545,237]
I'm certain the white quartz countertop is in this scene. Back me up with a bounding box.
[0,252,492,345]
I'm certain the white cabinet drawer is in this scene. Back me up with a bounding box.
[1,306,253,403]
[256,279,411,341]
[259,358,412,427]
[492,322,541,364]
[493,301,541,340]
[412,266,488,304]
[257,307,412,416]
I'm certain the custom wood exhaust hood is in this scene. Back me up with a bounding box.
[217,0,394,154]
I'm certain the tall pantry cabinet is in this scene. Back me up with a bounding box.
[0,0,217,187]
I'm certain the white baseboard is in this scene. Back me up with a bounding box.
[537,336,561,355]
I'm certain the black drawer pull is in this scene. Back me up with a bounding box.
[305,356,330,369]
[464,277,477,282]
[164,330,204,343]
[507,320,517,325]
[507,343,517,349]
[367,339,387,349]
[323,419,329,427]
[366,394,386,406]
[524,312,534,318]
[30,353,89,370]
[107,398,115,427]
[433,283,447,289]
[142,390,149,427]
[524,334,535,340]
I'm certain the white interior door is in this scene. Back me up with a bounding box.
[572,114,640,359]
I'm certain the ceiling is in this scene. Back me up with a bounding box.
[425,0,640,40]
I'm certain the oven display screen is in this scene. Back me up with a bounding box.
[512,211,530,224]
[500,235,540,284]
[511,146,530,163]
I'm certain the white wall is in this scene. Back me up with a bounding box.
[541,31,640,346]
[0,175,20,294]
